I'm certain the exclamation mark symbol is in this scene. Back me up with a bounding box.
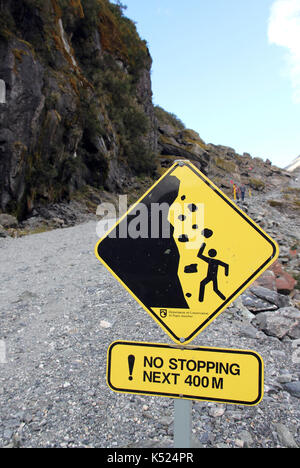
[128,355,135,381]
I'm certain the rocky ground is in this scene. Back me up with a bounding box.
[0,179,300,448]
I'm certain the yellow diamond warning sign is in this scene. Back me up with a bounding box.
[107,341,264,406]
[95,161,279,344]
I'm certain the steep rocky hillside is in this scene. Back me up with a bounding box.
[155,106,292,198]
[0,0,157,219]
[0,0,298,230]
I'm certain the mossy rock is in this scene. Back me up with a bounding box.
[154,106,185,131]
[249,178,265,190]
[215,156,237,174]
[267,200,284,208]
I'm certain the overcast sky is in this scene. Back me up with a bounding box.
[119,0,300,168]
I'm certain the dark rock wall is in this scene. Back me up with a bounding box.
[0,0,157,218]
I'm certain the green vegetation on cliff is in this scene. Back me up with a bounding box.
[0,0,156,219]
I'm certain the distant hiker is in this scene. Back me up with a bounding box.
[233,183,240,200]
[240,184,246,201]
[197,243,229,302]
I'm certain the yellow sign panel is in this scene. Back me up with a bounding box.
[95,161,279,344]
[107,341,264,406]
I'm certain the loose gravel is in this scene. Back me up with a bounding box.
[0,218,300,448]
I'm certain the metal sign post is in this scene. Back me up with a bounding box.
[174,399,192,448]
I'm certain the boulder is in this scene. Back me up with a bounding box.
[0,224,7,238]
[283,381,300,399]
[274,423,299,447]
[268,260,296,295]
[252,307,300,340]
[241,285,290,313]
[0,213,18,228]
[241,291,277,313]
[276,275,297,295]
[252,270,276,291]
[249,285,291,308]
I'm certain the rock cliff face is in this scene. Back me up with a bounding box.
[0,0,157,219]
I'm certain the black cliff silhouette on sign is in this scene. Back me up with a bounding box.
[97,174,188,309]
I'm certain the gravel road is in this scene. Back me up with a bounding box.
[0,218,300,448]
